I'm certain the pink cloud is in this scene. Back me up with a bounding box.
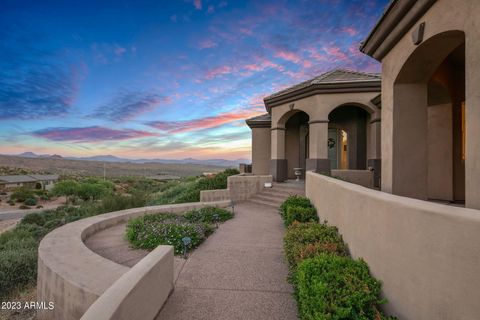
[243,58,284,73]
[205,65,233,79]
[323,46,349,62]
[147,109,264,133]
[198,39,218,49]
[274,50,301,63]
[342,27,358,36]
[302,60,313,68]
[193,0,202,10]
[33,126,157,143]
[307,48,327,61]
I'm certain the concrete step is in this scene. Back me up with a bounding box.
[248,198,280,209]
[253,194,285,205]
[268,186,305,196]
[257,190,289,199]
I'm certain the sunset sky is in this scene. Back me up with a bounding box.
[0,0,388,160]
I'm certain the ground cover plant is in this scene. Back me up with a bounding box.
[126,207,233,254]
[279,197,397,320]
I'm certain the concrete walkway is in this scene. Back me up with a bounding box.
[85,182,304,320]
[157,183,303,320]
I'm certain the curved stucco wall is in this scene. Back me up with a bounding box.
[306,171,480,320]
[37,201,231,320]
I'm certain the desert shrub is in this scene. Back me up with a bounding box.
[149,169,239,205]
[284,205,318,226]
[10,188,36,203]
[284,222,348,269]
[19,205,31,210]
[184,207,233,223]
[24,197,37,206]
[295,254,391,320]
[52,180,79,203]
[126,216,212,254]
[8,200,15,206]
[20,212,46,226]
[0,248,37,297]
[280,195,313,218]
[96,192,148,213]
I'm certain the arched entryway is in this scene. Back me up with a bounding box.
[392,30,465,203]
[327,105,369,170]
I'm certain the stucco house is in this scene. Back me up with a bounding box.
[247,69,382,188]
[244,1,480,319]
[0,174,59,191]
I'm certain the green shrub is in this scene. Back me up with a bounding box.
[10,188,36,203]
[20,212,46,226]
[284,222,348,269]
[0,248,37,297]
[295,254,388,320]
[280,195,313,218]
[184,207,233,223]
[24,197,37,206]
[284,205,318,226]
[126,216,212,254]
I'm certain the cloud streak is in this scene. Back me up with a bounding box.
[91,91,170,122]
[147,109,263,134]
[32,126,158,143]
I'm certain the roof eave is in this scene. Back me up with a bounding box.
[246,120,271,129]
[264,81,381,109]
[360,0,437,61]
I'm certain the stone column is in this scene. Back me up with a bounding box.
[367,118,382,187]
[270,127,287,181]
[307,120,330,174]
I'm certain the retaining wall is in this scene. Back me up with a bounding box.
[200,174,272,202]
[306,172,480,320]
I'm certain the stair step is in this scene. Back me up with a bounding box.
[265,187,305,196]
[248,198,280,209]
[256,192,287,201]
[253,194,285,204]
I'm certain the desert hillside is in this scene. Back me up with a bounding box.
[0,155,225,177]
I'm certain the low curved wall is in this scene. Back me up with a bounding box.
[37,201,231,320]
[306,172,480,320]
[81,246,173,320]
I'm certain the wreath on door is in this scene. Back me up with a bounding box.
[328,138,336,149]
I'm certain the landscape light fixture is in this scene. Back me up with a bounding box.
[182,236,192,259]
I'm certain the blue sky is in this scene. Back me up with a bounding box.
[0,0,388,160]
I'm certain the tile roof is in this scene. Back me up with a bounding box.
[265,69,381,100]
[246,113,271,122]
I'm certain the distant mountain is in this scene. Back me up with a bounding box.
[10,152,250,168]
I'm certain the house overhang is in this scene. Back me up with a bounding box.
[263,80,381,111]
[359,0,437,61]
[246,119,271,129]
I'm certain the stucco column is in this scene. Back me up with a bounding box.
[251,127,271,175]
[368,118,381,187]
[307,120,330,174]
[465,34,480,209]
[270,127,287,181]
[391,83,428,200]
